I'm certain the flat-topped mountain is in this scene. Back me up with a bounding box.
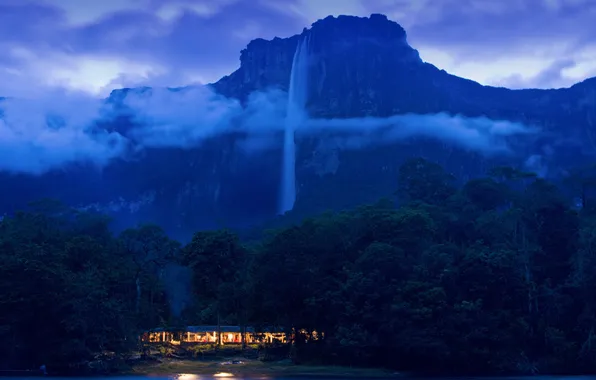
[215,14,595,126]
[1,14,595,239]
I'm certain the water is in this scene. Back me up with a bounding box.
[8,375,594,380]
[279,36,310,215]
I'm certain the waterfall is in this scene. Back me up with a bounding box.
[279,36,310,215]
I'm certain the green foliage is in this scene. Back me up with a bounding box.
[398,157,456,204]
[0,206,177,372]
[239,159,596,374]
[6,158,596,375]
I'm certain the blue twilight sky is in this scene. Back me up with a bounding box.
[1,0,595,97]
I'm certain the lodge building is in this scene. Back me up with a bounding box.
[142,325,287,345]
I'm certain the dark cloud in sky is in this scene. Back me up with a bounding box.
[0,0,594,95]
[387,0,596,54]
[2,0,572,177]
[497,59,579,89]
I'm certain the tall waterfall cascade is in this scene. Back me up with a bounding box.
[278,36,310,215]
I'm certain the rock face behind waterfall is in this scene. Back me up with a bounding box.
[216,14,425,117]
[2,14,596,239]
[215,13,596,218]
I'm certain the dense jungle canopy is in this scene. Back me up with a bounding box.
[3,158,596,375]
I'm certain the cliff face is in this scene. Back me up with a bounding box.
[213,14,596,217]
[1,14,596,239]
[216,14,596,126]
[215,13,419,108]
[215,14,596,179]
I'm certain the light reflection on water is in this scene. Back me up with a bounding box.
[176,374,202,380]
[169,373,273,380]
[167,373,235,380]
[162,375,596,380]
[9,375,595,380]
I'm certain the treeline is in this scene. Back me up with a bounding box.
[3,158,596,374]
[0,201,177,372]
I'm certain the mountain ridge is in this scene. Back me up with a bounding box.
[109,13,595,142]
[211,13,594,96]
[109,13,595,101]
[2,13,596,240]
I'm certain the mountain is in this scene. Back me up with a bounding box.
[1,14,596,240]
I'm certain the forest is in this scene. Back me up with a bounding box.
[3,157,596,375]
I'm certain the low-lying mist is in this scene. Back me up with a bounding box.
[162,263,193,318]
[0,85,539,175]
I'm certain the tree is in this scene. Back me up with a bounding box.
[0,204,148,371]
[182,230,245,344]
[118,224,180,327]
[397,158,456,205]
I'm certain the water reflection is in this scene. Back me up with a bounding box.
[12,375,593,380]
[213,372,234,377]
[168,372,234,380]
[177,374,201,380]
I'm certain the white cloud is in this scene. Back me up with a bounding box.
[48,57,162,95]
[276,0,368,21]
[0,83,537,174]
[2,46,166,97]
[0,90,126,174]
[416,41,596,88]
[1,0,595,95]
[41,0,143,25]
[563,44,596,79]
[155,1,235,21]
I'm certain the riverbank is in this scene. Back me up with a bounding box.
[130,358,401,378]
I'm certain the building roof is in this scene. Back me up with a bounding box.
[147,325,284,333]
[188,325,244,333]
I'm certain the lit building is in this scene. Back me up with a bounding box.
[141,325,287,345]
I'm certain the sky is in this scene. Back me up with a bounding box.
[1,0,595,98]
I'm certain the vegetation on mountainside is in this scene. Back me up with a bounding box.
[2,158,596,375]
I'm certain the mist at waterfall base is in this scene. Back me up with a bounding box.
[0,83,538,208]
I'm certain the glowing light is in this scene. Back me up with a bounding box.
[214,372,234,377]
[178,374,200,380]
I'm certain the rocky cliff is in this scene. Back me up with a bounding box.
[214,13,596,220]
[1,14,596,240]
[216,14,596,126]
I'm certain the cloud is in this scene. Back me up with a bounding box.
[496,59,579,89]
[121,85,537,156]
[374,0,596,87]
[121,86,242,148]
[162,262,192,317]
[121,86,288,148]
[0,90,126,174]
[271,0,596,88]
[0,85,290,175]
[1,0,595,96]
[303,113,536,155]
[0,83,537,175]
[0,0,300,96]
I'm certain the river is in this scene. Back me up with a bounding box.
[3,374,596,380]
